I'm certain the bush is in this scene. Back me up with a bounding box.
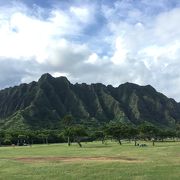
[3,138,12,145]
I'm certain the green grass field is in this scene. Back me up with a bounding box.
[0,141,180,180]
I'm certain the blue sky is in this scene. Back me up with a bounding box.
[0,0,180,100]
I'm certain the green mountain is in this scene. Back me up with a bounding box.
[0,73,180,130]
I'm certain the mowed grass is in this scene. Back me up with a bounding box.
[0,141,180,180]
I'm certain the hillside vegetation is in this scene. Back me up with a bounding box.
[0,73,180,130]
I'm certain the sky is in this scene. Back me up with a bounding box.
[0,0,180,101]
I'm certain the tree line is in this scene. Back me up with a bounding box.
[0,115,180,147]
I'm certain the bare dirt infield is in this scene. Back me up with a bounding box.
[14,156,143,163]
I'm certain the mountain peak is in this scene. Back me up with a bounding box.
[38,73,54,82]
[56,76,70,85]
[143,84,156,92]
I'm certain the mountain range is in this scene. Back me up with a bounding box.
[0,73,180,130]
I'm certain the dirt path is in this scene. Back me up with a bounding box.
[14,156,143,163]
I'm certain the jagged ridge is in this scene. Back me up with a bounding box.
[0,73,180,130]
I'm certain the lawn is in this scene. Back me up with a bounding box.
[0,141,180,180]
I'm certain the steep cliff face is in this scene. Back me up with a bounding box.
[0,73,180,130]
[107,83,180,126]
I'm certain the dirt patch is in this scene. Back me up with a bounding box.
[14,156,143,163]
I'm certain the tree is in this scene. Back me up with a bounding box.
[138,123,160,146]
[62,115,73,127]
[26,131,36,145]
[93,130,106,144]
[17,134,26,146]
[0,131,3,146]
[72,126,87,147]
[62,127,74,146]
[62,115,74,146]
[3,133,12,145]
[38,132,49,144]
[124,126,138,146]
[105,122,126,145]
[62,125,87,147]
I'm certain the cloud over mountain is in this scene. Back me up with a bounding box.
[0,0,180,100]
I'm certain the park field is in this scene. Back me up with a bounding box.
[0,141,180,180]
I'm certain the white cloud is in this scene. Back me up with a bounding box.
[52,72,69,78]
[0,4,92,61]
[0,12,50,60]
[1,1,180,102]
[100,5,180,100]
[85,53,99,64]
[153,8,180,43]
[70,6,92,23]
[111,36,128,65]
[44,39,91,67]
[0,2,94,88]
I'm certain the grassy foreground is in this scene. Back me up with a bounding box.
[0,141,180,180]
